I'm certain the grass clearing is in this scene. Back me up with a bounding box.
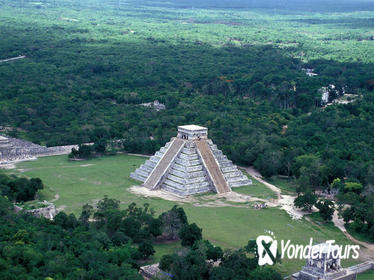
[268,176,298,195]
[357,269,374,280]
[152,241,182,263]
[4,154,363,276]
[235,172,278,199]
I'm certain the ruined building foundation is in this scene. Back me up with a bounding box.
[131,125,251,196]
[293,242,374,280]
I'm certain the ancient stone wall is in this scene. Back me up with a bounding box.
[0,135,77,165]
[14,201,57,220]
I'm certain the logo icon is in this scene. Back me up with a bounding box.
[256,233,278,266]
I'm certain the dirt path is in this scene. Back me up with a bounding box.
[242,166,309,219]
[51,193,60,202]
[244,166,374,259]
[126,153,151,158]
[129,186,270,208]
[242,166,281,199]
[0,55,26,63]
[129,164,307,219]
[332,208,374,260]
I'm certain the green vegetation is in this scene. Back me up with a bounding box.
[0,173,43,202]
[357,269,374,280]
[341,193,374,240]
[0,0,374,188]
[294,194,334,222]
[160,239,281,280]
[268,176,297,194]
[294,192,317,212]
[152,241,181,263]
[315,199,335,221]
[0,0,374,277]
[16,200,50,210]
[0,195,156,280]
[234,173,277,199]
[1,0,374,240]
[6,154,152,214]
[4,154,363,275]
[346,223,374,244]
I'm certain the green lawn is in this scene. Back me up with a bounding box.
[357,269,374,280]
[268,176,298,195]
[4,154,363,276]
[152,241,182,263]
[6,154,177,214]
[235,171,278,199]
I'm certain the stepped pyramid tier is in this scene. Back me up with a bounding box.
[131,125,252,196]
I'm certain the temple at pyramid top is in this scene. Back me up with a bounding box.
[131,125,252,196]
[177,125,208,140]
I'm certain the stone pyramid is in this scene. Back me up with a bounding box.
[130,125,252,196]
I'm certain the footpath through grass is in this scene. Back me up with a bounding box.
[4,154,361,276]
[268,176,298,195]
[346,223,374,244]
[235,171,278,199]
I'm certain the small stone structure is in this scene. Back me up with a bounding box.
[14,201,57,220]
[302,68,318,77]
[140,100,166,111]
[139,264,171,280]
[131,125,251,196]
[293,243,373,280]
[0,134,77,167]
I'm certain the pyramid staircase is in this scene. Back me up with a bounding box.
[143,138,185,190]
[195,140,231,194]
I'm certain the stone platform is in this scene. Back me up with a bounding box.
[0,134,77,167]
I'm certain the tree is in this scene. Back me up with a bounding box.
[249,266,282,280]
[112,231,130,246]
[94,196,121,230]
[179,223,202,247]
[294,192,317,212]
[331,178,344,191]
[69,144,93,159]
[315,199,335,221]
[159,206,188,240]
[254,150,282,178]
[217,249,257,280]
[366,165,374,186]
[344,182,363,193]
[293,155,323,193]
[170,250,209,280]
[192,240,223,261]
[93,139,107,153]
[159,254,174,271]
[79,203,93,227]
[0,174,44,202]
[77,144,92,158]
[135,241,155,260]
[54,212,69,228]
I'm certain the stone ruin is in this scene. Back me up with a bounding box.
[14,201,57,220]
[131,125,251,196]
[0,134,77,167]
[140,264,170,280]
[140,100,166,111]
[293,243,374,280]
